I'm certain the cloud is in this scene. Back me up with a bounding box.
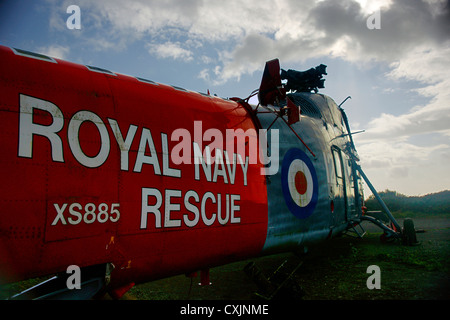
[357,139,448,167]
[198,68,210,82]
[214,0,450,81]
[75,0,282,41]
[41,0,449,195]
[38,45,70,60]
[357,45,450,142]
[356,138,450,195]
[148,41,193,61]
[68,0,449,83]
[85,0,200,34]
[307,0,449,60]
[351,39,450,195]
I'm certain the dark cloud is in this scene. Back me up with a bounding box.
[307,0,450,61]
[307,0,364,36]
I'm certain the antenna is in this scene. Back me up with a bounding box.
[338,96,351,108]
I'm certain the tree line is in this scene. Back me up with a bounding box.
[364,190,450,217]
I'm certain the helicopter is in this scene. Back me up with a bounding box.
[0,45,417,299]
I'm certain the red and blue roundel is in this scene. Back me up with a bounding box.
[281,148,318,219]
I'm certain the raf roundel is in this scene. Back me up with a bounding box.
[281,148,318,219]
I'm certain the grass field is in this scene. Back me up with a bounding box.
[128,216,450,300]
[2,216,449,300]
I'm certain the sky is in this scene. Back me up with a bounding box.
[1,0,449,197]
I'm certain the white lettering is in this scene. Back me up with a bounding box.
[201,192,216,226]
[238,154,249,186]
[217,194,229,225]
[213,149,228,183]
[52,202,121,226]
[68,111,110,168]
[180,304,214,317]
[83,203,96,224]
[141,188,162,229]
[133,128,161,174]
[18,94,64,162]
[97,203,109,223]
[108,119,138,171]
[164,189,182,227]
[17,95,280,184]
[193,142,212,181]
[230,194,241,223]
[140,188,241,229]
[110,203,120,222]
[161,133,181,178]
[68,203,82,225]
[52,203,68,225]
[224,304,269,316]
[183,190,200,227]
[224,151,237,184]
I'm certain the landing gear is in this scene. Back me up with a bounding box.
[354,164,422,246]
[244,258,304,300]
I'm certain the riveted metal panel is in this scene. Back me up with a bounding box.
[257,105,333,254]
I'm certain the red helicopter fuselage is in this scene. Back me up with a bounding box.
[0,46,365,299]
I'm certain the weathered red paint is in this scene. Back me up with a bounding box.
[0,45,268,290]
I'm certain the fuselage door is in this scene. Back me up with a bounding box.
[331,146,347,224]
[342,153,357,220]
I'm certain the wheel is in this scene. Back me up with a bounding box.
[402,218,418,246]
